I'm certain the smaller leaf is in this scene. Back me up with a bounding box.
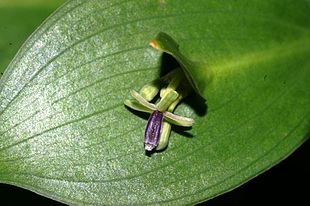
[150,32,213,99]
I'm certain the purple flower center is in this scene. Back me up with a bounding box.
[144,111,163,151]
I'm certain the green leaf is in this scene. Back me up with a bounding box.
[1,0,310,205]
[150,32,212,99]
[0,0,66,75]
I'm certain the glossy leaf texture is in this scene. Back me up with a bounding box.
[0,0,310,205]
[0,0,66,74]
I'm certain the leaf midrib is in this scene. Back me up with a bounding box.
[212,35,310,81]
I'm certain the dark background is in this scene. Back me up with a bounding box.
[0,138,309,206]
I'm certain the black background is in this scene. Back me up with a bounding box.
[0,138,309,206]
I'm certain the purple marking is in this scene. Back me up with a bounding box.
[144,110,163,151]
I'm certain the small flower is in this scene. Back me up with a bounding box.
[124,68,194,152]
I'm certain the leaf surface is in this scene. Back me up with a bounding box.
[0,0,310,205]
[0,0,66,74]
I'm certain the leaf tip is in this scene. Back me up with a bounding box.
[149,39,159,49]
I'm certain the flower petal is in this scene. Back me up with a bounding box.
[130,90,157,111]
[156,89,179,112]
[144,111,163,151]
[156,121,171,150]
[164,111,194,127]
[124,99,153,113]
